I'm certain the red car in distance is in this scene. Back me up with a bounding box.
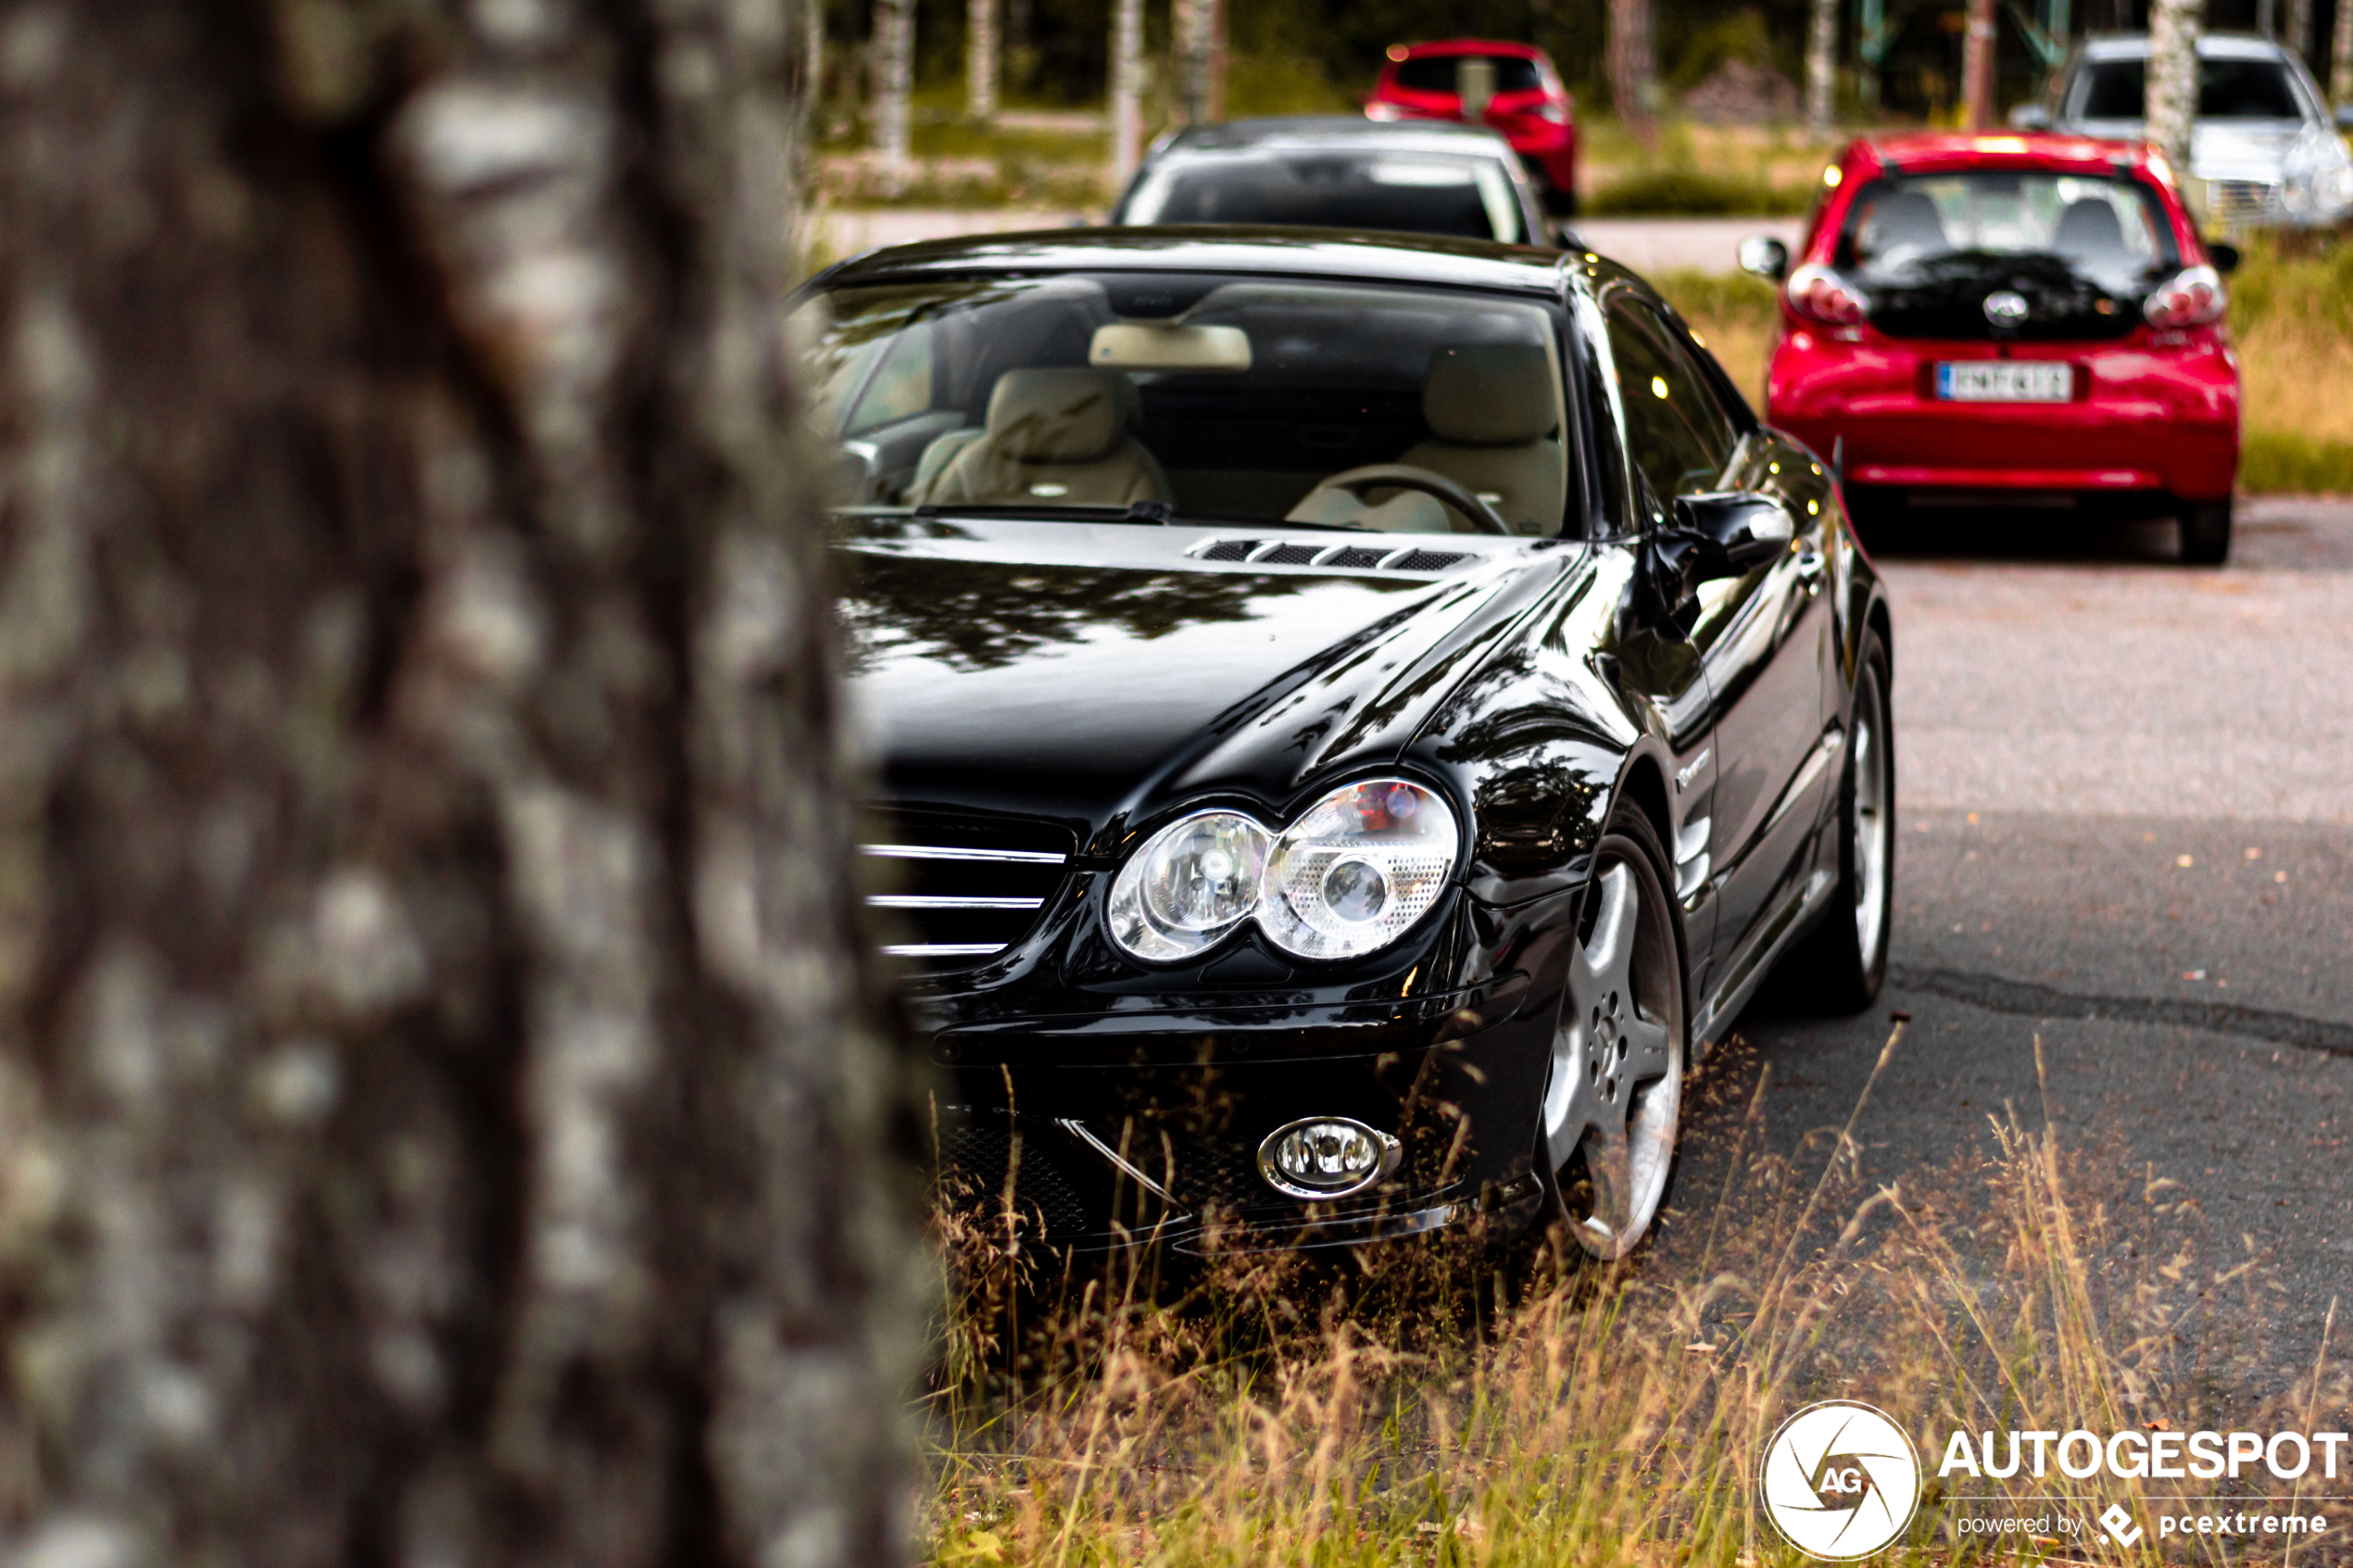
[1365,41,1579,216]
[1745,132,2242,563]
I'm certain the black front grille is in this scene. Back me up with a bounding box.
[1386,549,1468,572]
[1323,546,1394,569]
[1200,538,1261,560]
[936,1122,1089,1237]
[1259,542,1325,565]
[861,809,1075,972]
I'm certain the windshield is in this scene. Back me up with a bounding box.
[1393,55,1547,94]
[797,273,1574,536]
[2074,56,2309,119]
[1836,171,2179,292]
[1120,154,1527,244]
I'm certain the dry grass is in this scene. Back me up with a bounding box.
[919,1029,2340,1567]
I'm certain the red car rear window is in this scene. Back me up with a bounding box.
[1394,55,1546,94]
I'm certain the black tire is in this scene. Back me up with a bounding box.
[1779,632,1894,1012]
[2179,497,2232,566]
[1530,803,1688,1263]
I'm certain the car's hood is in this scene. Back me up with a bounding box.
[835,512,1582,840]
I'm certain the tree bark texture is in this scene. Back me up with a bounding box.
[1175,0,1211,126]
[1608,0,1655,138]
[966,0,998,123]
[1961,0,1997,129]
[1205,0,1226,122]
[1109,0,1144,188]
[1806,0,1840,139]
[2147,0,2205,178]
[0,2,917,1566]
[872,0,913,178]
[2334,0,2353,101]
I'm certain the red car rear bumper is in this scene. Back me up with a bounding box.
[1766,327,2240,502]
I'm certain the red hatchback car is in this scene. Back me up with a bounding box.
[1365,41,1579,215]
[1747,132,2241,562]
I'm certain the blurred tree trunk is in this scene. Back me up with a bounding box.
[873,0,915,182]
[2289,0,2313,64]
[1608,0,1655,140]
[1206,0,1227,121]
[2148,0,2205,177]
[967,0,999,122]
[1176,0,1209,124]
[0,2,917,1567]
[2334,0,2353,101]
[1110,0,1144,186]
[1806,0,1840,139]
[1961,0,1997,127]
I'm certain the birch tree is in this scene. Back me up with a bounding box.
[1110,0,1145,187]
[2147,0,2205,177]
[1806,0,1840,139]
[0,2,917,1566]
[2334,0,2353,101]
[968,0,999,122]
[873,0,914,180]
[1609,0,1655,139]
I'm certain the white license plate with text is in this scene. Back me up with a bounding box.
[1936,362,2074,403]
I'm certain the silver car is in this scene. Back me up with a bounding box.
[2013,32,2353,228]
[1110,118,1559,249]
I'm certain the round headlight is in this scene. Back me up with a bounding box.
[1106,810,1271,960]
[1259,780,1459,960]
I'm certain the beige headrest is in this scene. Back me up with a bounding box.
[1422,345,1557,445]
[987,368,1127,463]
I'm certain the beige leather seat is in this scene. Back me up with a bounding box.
[924,368,1170,508]
[1397,344,1567,536]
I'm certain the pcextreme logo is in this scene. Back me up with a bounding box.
[1762,1401,1924,1561]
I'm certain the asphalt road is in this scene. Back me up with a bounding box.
[1667,496,2353,1411]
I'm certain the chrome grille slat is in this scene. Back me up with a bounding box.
[860,809,1076,972]
[862,844,1066,864]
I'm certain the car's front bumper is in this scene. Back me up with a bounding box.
[929,992,1556,1253]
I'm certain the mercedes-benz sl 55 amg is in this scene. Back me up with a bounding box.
[799,228,1896,1260]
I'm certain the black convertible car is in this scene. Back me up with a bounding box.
[801,229,1894,1260]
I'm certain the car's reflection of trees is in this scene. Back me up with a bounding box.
[837,554,1321,673]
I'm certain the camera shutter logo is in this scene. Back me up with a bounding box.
[1761,1401,1922,1561]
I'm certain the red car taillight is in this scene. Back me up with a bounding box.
[2143,264,2225,329]
[1786,264,1869,327]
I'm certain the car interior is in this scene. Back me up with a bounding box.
[812,276,1573,535]
[1841,174,2172,286]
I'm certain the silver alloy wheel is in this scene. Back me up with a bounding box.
[1851,663,1892,972]
[1540,853,1684,1261]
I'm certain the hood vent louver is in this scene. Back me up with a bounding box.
[1187,538,1479,574]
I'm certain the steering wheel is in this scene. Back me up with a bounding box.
[1313,464,1514,537]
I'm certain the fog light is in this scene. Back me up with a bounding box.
[1257,1117,1402,1199]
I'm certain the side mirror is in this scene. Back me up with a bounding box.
[1738,234,1790,282]
[2335,102,2353,131]
[2208,240,2242,274]
[2008,103,2053,131]
[1674,492,1795,574]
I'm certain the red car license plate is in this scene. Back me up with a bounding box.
[1937,362,2073,402]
